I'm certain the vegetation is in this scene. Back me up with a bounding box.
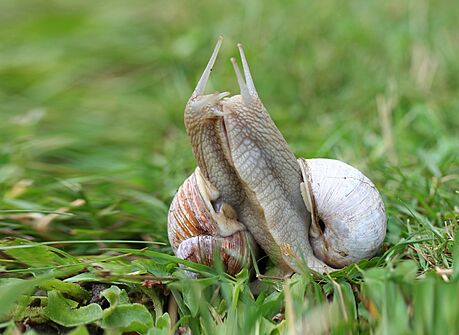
[0,0,458,334]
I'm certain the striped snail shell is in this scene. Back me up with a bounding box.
[167,167,256,276]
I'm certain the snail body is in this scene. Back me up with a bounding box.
[167,37,386,274]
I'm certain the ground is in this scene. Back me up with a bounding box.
[0,0,458,334]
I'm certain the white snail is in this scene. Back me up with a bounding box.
[167,37,386,275]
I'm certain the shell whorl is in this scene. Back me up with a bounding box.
[299,158,387,268]
[167,168,256,275]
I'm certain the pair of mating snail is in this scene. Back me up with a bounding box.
[167,37,386,275]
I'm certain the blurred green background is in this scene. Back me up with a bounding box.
[0,0,457,248]
[1,1,459,333]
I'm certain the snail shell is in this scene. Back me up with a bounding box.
[299,158,387,268]
[167,167,256,275]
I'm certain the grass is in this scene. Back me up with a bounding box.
[0,0,458,334]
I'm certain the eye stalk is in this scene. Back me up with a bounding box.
[230,43,258,104]
[192,36,224,98]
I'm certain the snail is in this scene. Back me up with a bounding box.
[167,37,386,275]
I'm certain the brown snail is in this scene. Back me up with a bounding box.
[167,37,386,275]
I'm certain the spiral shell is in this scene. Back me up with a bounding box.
[167,167,256,275]
[299,158,387,268]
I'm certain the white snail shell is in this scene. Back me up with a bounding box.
[167,167,256,275]
[299,158,387,268]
